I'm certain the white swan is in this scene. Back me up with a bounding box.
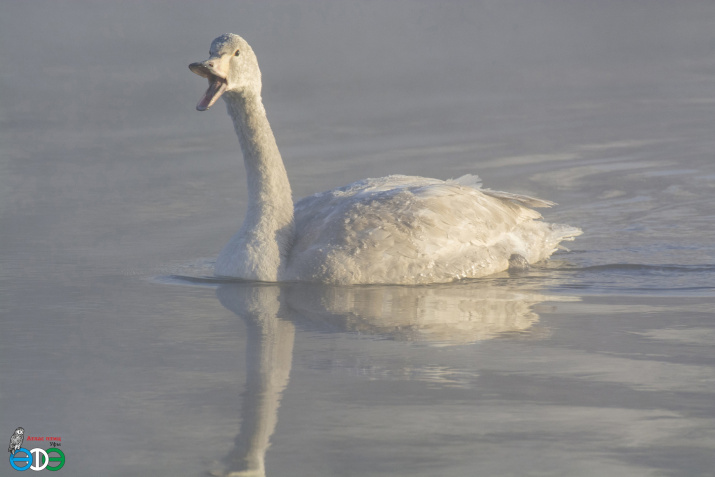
[189,33,581,285]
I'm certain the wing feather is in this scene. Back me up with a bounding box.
[287,174,576,284]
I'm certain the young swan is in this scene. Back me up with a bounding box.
[189,33,581,284]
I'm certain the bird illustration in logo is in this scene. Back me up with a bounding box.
[8,427,24,454]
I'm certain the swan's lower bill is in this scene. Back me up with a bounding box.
[189,62,228,111]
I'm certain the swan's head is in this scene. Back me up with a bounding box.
[189,33,261,111]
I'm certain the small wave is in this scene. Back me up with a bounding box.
[154,274,224,287]
[151,258,228,286]
[555,263,715,274]
[544,263,715,297]
[154,274,277,287]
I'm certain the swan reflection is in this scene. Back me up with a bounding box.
[211,281,572,476]
[285,283,558,343]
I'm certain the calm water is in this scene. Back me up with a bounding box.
[2,2,715,476]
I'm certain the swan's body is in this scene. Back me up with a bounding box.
[190,34,581,285]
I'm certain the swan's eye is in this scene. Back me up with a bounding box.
[234,49,240,57]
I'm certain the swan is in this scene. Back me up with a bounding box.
[189,33,581,285]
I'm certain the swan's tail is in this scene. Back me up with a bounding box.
[550,223,583,250]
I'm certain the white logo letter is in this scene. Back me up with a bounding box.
[30,447,49,471]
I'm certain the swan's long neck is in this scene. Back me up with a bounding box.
[215,90,294,281]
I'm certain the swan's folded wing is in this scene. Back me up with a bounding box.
[288,175,565,284]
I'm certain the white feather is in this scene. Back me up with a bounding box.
[191,34,582,285]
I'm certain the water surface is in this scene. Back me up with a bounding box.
[2,2,714,476]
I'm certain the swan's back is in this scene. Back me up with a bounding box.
[286,175,581,284]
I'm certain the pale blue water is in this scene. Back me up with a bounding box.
[2,2,714,476]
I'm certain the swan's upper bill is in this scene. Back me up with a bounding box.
[189,33,582,284]
[188,61,227,111]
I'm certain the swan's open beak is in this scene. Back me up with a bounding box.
[189,61,228,111]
